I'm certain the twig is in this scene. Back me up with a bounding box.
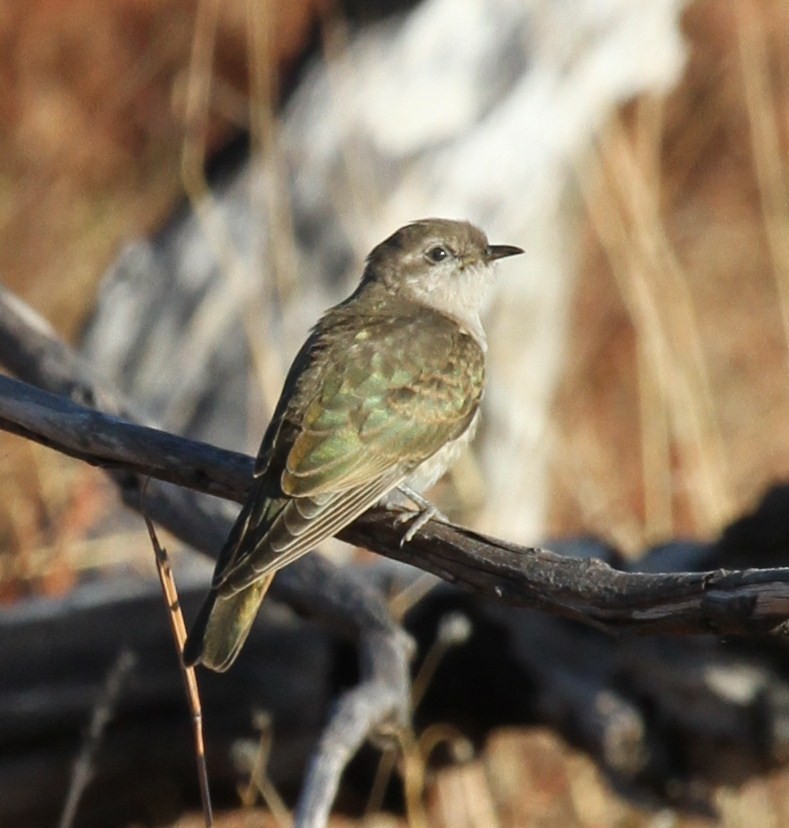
[143,504,213,827]
[58,650,137,828]
[239,712,293,825]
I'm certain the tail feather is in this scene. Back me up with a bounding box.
[183,574,275,672]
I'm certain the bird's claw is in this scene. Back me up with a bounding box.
[394,504,445,546]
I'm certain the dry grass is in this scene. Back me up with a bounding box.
[548,0,789,555]
[0,0,316,601]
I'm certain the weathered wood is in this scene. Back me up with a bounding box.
[5,536,789,827]
[2,369,789,638]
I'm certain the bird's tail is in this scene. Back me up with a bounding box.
[183,573,275,672]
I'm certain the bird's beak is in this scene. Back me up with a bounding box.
[486,244,524,261]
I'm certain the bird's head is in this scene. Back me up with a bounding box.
[362,218,523,340]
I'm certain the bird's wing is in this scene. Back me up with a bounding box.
[213,311,485,594]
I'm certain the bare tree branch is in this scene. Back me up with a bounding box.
[2,366,789,638]
[0,373,251,501]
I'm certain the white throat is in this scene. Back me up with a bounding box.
[405,261,495,350]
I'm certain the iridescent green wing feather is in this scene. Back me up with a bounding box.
[283,312,484,496]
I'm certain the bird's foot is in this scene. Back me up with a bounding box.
[393,485,448,546]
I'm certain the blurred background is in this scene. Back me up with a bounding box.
[1,0,789,825]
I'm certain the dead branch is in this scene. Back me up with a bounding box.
[1,371,789,637]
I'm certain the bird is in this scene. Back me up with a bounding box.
[183,218,523,671]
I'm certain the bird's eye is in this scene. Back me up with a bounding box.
[425,245,449,264]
